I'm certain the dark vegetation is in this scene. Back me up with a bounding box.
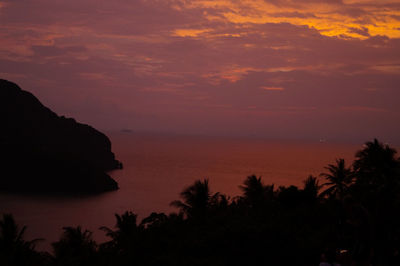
[0,79,121,193]
[2,139,400,265]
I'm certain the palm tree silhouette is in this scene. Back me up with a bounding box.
[52,226,97,265]
[353,138,399,187]
[302,175,322,202]
[239,175,274,207]
[140,212,168,229]
[170,179,211,219]
[0,214,28,249]
[209,192,230,210]
[0,214,42,265]
[100,211,139,251]
[320,159,353,199]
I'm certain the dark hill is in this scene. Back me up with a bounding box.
[0,79,121,194]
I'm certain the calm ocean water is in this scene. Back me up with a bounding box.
[0,133,361,250]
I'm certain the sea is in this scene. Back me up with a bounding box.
[0,132,362,251]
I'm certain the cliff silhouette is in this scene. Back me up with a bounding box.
[0,79,121,194]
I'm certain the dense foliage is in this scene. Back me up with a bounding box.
[2,139,400,265]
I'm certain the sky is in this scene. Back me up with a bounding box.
[1,0,400,143]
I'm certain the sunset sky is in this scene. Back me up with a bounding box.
[1,0,400,142]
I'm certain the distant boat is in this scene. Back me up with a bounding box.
[319,138,327,143]
[121,129,133,133]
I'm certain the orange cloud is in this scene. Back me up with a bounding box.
[173,28,212,37]
[182,0,400,39]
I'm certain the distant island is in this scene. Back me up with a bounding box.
[0,79,122,194]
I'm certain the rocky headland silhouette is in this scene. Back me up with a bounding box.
[0,79,121,194]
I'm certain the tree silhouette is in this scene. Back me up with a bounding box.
[239,175,274,207]
[209,192,230,210]
[52,226,97,266]
[353,138,399,188]
[140,212,168,229]
[3,138,400,265]
[0,214,43,266]
[320,159,353,199]
[170,179,211,219]
[351,139,400,263]
[277,185,302,207]
[100,211,140,253]
[302,175,321,203]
